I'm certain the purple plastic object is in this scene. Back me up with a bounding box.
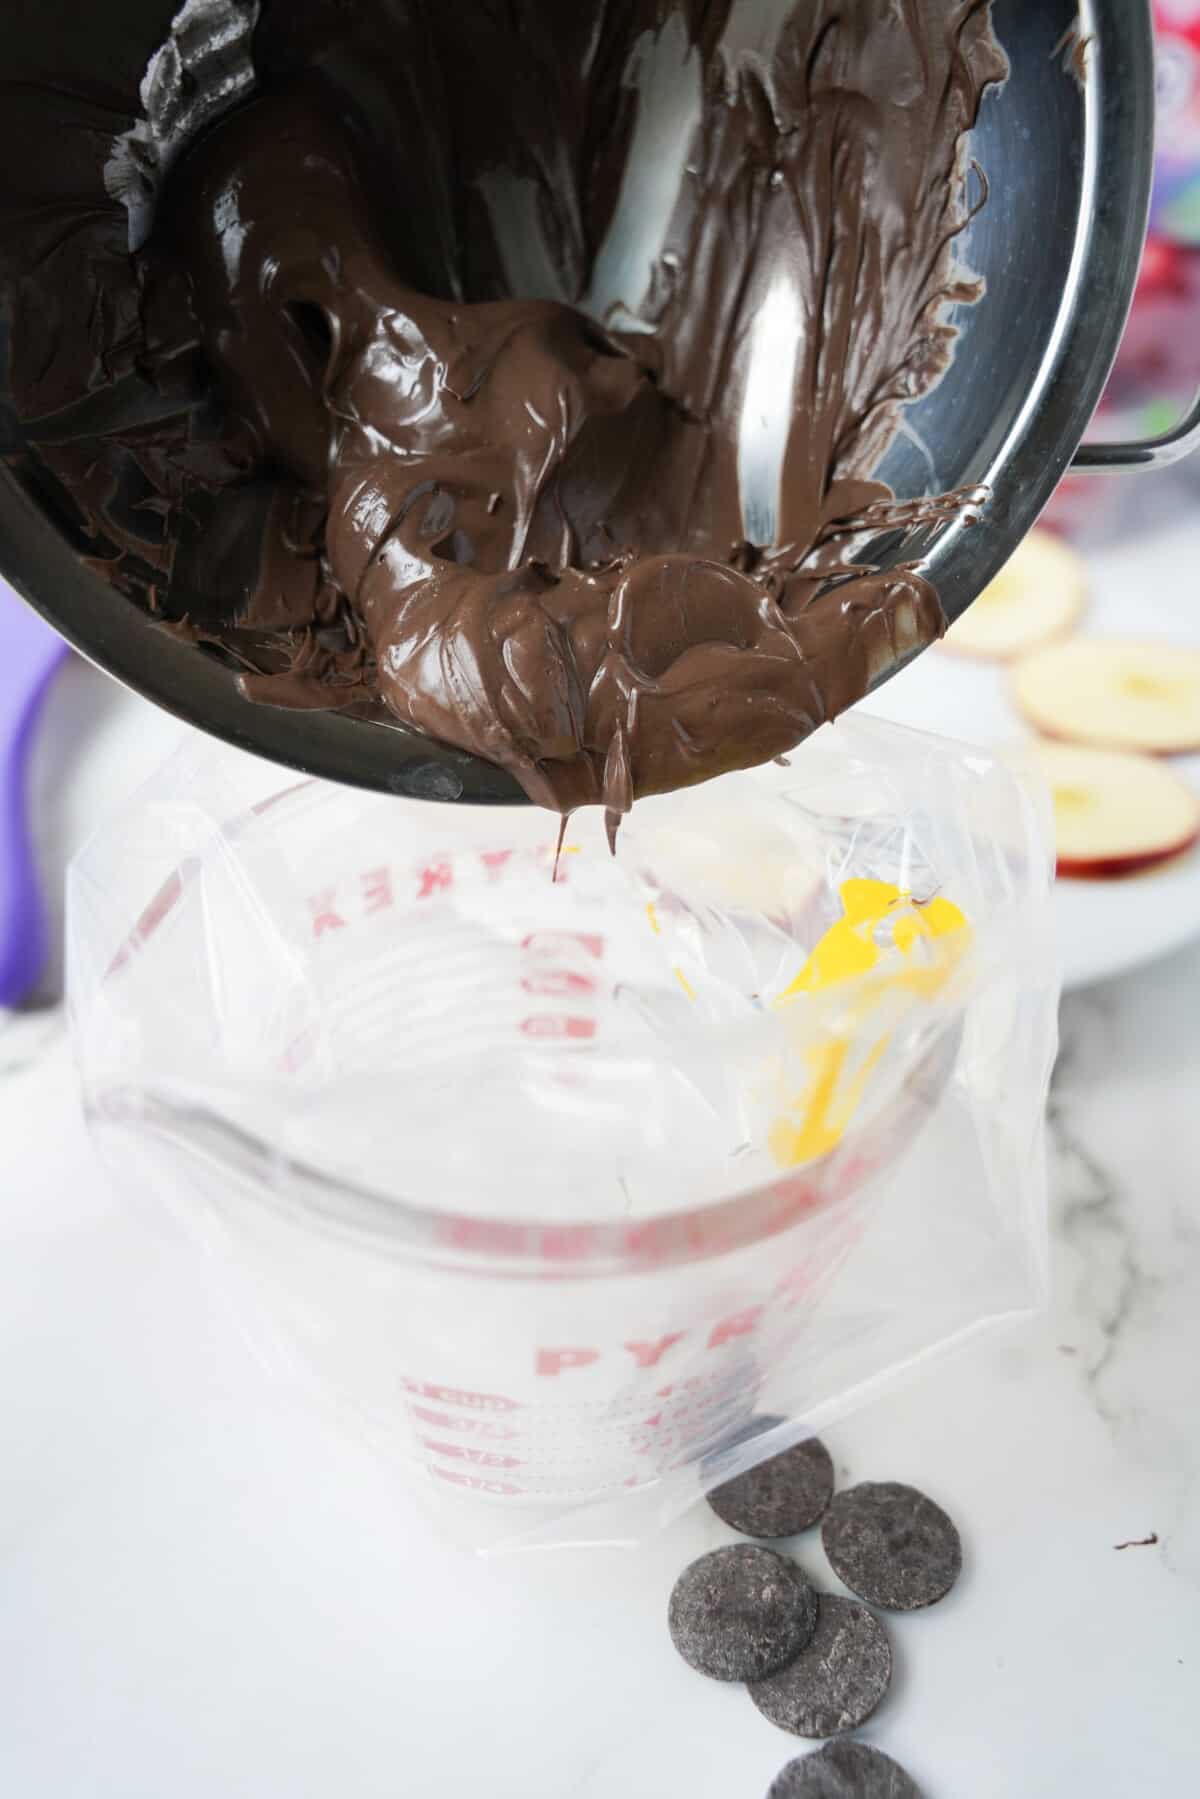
[1,579,67,1006]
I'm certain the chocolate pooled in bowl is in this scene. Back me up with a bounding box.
[2,0,1007,828]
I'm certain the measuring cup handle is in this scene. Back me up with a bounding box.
[1070,381,1200,473]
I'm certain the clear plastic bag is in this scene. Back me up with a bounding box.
[67,715,1057,1549]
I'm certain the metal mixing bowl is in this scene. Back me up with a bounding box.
[2,0,1199,804]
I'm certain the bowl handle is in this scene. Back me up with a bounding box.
[1070,383,1200,473]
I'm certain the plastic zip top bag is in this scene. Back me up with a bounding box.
[68,714,1057,1549]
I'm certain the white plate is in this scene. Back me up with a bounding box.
[863,521,1200,990]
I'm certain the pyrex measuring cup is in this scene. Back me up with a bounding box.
[68,717,1055,1547]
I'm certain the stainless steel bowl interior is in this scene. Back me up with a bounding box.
[0,0,1156,803]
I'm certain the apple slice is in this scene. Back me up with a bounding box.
[1014,640,1200,752]
[1032,743,1200,878]
[943,528,1086,660]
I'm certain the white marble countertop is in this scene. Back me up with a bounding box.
[3,670,1200,1798]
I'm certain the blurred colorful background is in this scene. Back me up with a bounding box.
[1047,0,1200,533]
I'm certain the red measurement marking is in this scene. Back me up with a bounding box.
[309,889,348,938]
[535,1346,600,1378]
[773,1254,829,1311]
[617,1222,673,1269]
[537,1226,595,1263]
[652,1371,730,1403]
[435,1216,530,1256]
[417,859,454,899]
[707,1305,765,1349]
[430,1468,524,1497]
[410,1405,518,1440]
[624,1332,685,1369]
[250,780,313,818]
[421,1441,523,1470]
[361,866,394,913]
[520,1015,596,1040]
[521,931,603,960]
[107,866,192,975]
[521,969,597,997]
[402,1378,521,1412]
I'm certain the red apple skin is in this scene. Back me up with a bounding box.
[1057,823,1200,880]
[1024,715,1200,758]
[941,614,1078,663]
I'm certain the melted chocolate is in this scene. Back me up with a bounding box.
[2,1,1007,822]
